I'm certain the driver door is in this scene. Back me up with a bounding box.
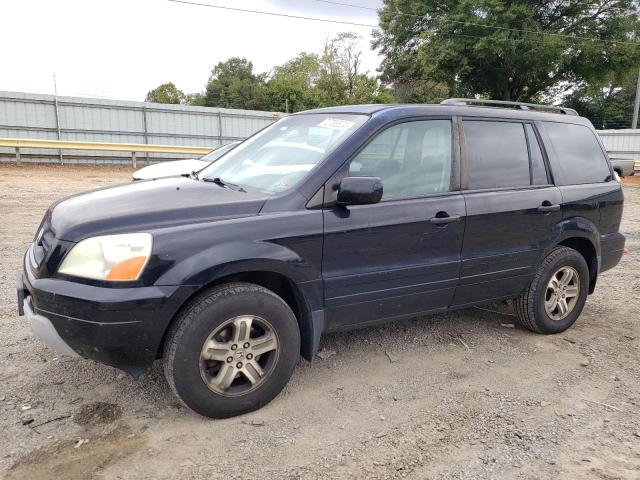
[321,119,466,331]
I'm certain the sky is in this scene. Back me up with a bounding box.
[0,0,383,101]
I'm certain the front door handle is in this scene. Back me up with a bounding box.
[429,213,461,225]
[538,202,560,213]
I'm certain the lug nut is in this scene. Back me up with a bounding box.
[227,357,233,363]
[231,344,237,350]
[243,342,250,348]
[246,353,253,360]
[236,362,243,368]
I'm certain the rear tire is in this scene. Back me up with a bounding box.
[514,247,589,334]
[164,282,300,418]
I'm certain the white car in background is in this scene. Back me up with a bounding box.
[132,142,240,180]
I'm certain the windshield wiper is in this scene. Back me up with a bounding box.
[202,176,246,192]
[182,170,200,180]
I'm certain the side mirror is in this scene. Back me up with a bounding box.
[337,176,383,206]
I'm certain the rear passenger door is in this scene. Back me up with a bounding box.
[452,119,562,306]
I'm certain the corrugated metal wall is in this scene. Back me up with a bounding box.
[597,129,640,160]
[2,93,636,168]
[0,91,282,164]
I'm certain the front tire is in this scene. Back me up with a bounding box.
[164,283,300,418]
[514,247,590,334]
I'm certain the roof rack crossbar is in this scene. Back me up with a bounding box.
[440,98,578,116]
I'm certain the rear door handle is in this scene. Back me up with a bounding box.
[429,214,461,225]
[538,203,560,213]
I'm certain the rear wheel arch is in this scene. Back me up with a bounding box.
[555,236,598,293]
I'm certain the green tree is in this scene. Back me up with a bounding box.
[204,57,266,110]
[186,93,207,106]
[145,82,187,104]
[261,33,395,112]
[564,70,640,129]
[260,53,324,112]
[374,0,640,102]
[348,74,396,104]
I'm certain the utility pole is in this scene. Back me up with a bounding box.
[53,74,64,164]
[633,67,640,129]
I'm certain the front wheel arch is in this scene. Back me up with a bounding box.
[159,271,317,361]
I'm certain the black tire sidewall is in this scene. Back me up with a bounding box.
[168,286,300,418]
[533,250,589,334]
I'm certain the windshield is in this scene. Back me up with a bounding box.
[200,113,367,193]
[200,142,239,163]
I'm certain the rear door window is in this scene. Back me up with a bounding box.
[463,121,530,190]
[543,122,611,185]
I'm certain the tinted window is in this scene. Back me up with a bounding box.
[526,124,549,185]
[464,121,530,190]
[544,122,611,185]
[349,120,452,200]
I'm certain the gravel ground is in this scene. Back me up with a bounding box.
[1,164,639,480]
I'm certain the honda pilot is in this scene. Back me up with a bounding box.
[18,99,626,418]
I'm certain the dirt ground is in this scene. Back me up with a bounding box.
[0,164,639,480]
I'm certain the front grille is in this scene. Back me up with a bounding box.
[33,219,54,266]
[40,229,54,253]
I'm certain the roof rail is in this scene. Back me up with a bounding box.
[440,98,579,116]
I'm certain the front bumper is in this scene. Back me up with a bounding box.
[19,251,198,377]
[23,296,79,357]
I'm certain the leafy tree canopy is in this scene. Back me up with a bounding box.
[146,34,394,112]
[564,69,639,128]
[261,33,393,112]
[204,57,266,110]
[145,82,187,104]
[374,0,640,102]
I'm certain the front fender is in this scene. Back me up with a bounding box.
[154,240,324,361]
[155,240,321,287]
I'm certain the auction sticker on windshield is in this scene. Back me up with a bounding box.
[317,118,356,132]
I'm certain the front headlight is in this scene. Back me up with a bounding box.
[58,233,152,281]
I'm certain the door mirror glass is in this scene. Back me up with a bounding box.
[337,177,383,206]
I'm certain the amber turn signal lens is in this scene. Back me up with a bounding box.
[105,256,148,281]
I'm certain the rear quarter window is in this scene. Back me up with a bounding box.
[543,122,611,185]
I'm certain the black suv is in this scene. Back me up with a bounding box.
[18,99,625,418]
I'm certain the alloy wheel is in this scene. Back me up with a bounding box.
[544,266,580,321]
[199,315,279,396]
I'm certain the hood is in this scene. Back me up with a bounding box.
[49,177,267,242]
[132,159,210,180]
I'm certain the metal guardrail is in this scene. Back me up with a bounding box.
[3,137,638,172]
[0,138,212,168]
